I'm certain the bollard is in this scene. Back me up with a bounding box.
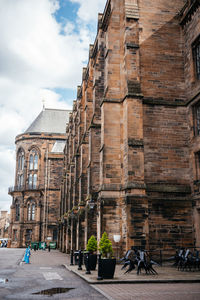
[85,253,91,274]
[48,245,51,252]
[160,250,162,266]
[70,250,74,265]
[97,254,103,280]
[78,250,82,270]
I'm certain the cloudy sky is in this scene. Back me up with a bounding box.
[0,0,106,211]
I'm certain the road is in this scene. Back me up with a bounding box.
[0,248,106,300]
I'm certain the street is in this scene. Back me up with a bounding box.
[1,248,200,300]
[0,248,106,300]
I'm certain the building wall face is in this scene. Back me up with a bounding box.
[60,0,199,254]
[9,133,65,247]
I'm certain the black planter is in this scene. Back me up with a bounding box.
[84,253,97,271]
[100,258,116,279]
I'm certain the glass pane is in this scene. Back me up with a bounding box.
[34,155,38,169]
[32,204,35,220]
[28,205,31,221]
[29,155,33,170]
[18,156,21,170]
[20,175,23,187]
[33,174,37,189]
[21,155,24,170]
[28,174,33,188]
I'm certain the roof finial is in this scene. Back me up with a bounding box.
[42,99,45,111]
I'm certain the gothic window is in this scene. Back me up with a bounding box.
[18,150,25,171]
[27,201,36,221]
[193,102,200,136]
[195,151,200,181]
[13,229,17,241]
[27,204,31,221]
[32,204,35,220]
[15,201,20,221]
[17,149,25,189]
[28,149,39,189]
[193,35,200,80]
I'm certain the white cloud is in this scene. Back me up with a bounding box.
[0,0,107,211]
[70,0,106,22]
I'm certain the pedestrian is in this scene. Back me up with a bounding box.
[48,244,51,252]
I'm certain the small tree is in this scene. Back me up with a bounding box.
[86,235,97,253]
[99,232,113,258]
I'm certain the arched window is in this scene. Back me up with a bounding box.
[32,204,35,220]
[17,150,25,171]
[27,204,31,221]
[15,201,20,221]
[27,200,36,221]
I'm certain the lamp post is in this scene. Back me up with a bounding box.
[113,234,121,261]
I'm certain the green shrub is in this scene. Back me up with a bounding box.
[86,235,97,253]
[99,232,113,258]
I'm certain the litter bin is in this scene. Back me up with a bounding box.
[39,242,46,250]
[49,242,57,249]
[31,242,39,250]
[74,250,82,265]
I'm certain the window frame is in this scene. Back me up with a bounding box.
[192,35,200,81]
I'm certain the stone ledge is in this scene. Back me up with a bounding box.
[146,183,191,194]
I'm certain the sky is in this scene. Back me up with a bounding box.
[0,0,107,211]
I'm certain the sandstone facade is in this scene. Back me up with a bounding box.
[9,108,70,248]
[59,0,200,255]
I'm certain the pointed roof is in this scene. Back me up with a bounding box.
[25,108,71,134]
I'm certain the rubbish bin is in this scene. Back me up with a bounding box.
[31,242,39,250]
[74,250,82,265]
[49,242,57,249]
[39,242,46,250]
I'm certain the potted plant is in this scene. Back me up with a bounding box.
[85,235,97,270]
[99,232,116,279]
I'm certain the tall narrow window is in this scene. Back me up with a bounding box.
[193,103,200,136]
[13,229,17,241]
[15,201,20,221]
[29,155,33,170]
[27,201,35,221]
[21,155,24,170]
[33,174,37,189]
[31,204,35,220]
[28,174,33,188]
[193,35,200,80]
[34,155,38,170]
[27,204,31,221]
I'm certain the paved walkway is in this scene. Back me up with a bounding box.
[64,258,200,284]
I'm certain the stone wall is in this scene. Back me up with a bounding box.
[60,0,199,255]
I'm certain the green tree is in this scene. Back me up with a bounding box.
[99,232,113,258]
[86,235,97,253]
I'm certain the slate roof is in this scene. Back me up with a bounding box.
[25,108,71,134]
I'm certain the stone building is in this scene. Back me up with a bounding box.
[59,0,200,255]
[9,108,70,248]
